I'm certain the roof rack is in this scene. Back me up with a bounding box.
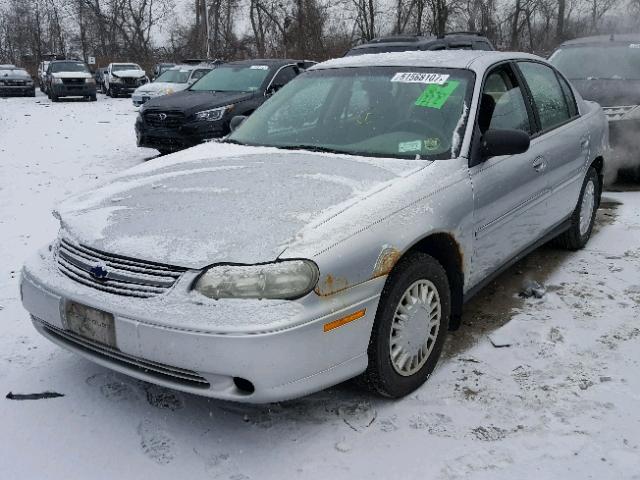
[444,31,485,37]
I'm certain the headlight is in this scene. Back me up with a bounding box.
[53,77,63,84]
[26,80,34,85]
[85,78,95,84]
[111,76,122,83]
[195,104,234,122]
[194,260,319,300]
[163,87,175,95]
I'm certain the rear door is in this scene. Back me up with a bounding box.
[516,61,586,224]
[468,62,550,285]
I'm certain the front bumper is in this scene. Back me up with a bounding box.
[132,93,155,107]
[0,85,35,96]
[110,82,143,96]
[135,115,229,152]
[20,246,382,403]
[51,83,96,97]
[608,118,640,160]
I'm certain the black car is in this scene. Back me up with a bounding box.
[344,31,494,56]
[45,60,97,102]
[550,34,640,179]
[136,59,311,154]
[0,66,36,97]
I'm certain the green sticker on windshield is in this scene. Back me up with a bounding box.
[415,80,459,109]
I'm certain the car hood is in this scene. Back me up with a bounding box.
[142,90,255,115]
[55,144,427,269]
[52,72,92,79]
[134,81,188,94]
[112,70,146,79]
[570,78,640,107]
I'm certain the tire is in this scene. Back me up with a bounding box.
[89,94,97,102]
[553,166,600,250]
[363,252,451,398]
[50,93,59,102]
[106,86,112,97]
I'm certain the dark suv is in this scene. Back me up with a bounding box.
[345,32,494,56]
[45,60,97,101]
[550,34,640,179]
[136,59,313,154]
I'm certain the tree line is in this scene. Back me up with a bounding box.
[1,0,639,71]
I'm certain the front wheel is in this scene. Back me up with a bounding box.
[363,252,450,398]
[553,166,600,250]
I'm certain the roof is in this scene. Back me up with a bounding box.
[561,34,640,46]
[225,58,303,67]
[168,63,215,71]
[347,32,492,53]
[312,50,543,72]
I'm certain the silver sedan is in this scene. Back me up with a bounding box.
[21,51,608,402]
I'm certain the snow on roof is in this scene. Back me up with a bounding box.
[312,50,543,72]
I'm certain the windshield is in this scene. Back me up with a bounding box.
[190,65,271,92]
[1,69,29,77]
[51,62,89,73]
[229,67,474,160]
[155,68,191,83]
[113,64,140,71]
[550,44,640,80]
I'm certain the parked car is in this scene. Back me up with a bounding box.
[37,61,50,92]
[549,33,640,180]
[21,51,607,403]
[131,63,215,107]
[345,31,494,56]
[0,66,36,97]
[136,59,310,154]
[152,62,176,80]
[45,60,96,102]
[95,67,108,93]
[104,63,149,97]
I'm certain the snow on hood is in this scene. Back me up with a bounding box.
[112,69,145,79]
[56,143,427,269]
[52,72,92,79]
[134,81,188,95]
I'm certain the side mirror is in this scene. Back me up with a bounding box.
[230,115,247,132]
[265,84,282,96]
[481,129,530,158]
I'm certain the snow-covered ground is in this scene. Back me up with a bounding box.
[1,93,640,479]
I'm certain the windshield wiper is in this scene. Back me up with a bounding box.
[275,144,355,155]
[223,138,246,145]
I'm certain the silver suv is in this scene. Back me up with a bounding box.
[21,51,607,403]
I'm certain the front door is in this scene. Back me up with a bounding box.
[468,63,549,285]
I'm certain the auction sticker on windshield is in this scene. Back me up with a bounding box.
[391,72,450,85]
[415,80,460,109]
[250,65,269,70]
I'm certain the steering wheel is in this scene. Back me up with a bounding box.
[389,119,451,151]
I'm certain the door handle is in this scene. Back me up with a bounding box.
[532,156,546,172]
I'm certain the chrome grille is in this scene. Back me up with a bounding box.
[144,111,184,128]
[33,316,210,389]
[56,239,186,298]
[62,78,85,85]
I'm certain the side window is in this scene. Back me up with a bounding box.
[518,61,571,131]
[557,74,578,118]
[191,69,209,81]
[271,66,298,88]
[480,66,532,135]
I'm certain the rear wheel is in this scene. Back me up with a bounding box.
[553,167,600,250]
[363,252,450,398]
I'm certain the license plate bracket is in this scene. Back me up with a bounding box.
[64,302,116,348]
